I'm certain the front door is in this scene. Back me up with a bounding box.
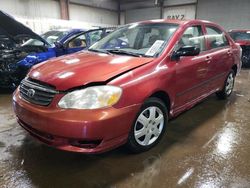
[64,29,104,55]
[65,33,87,54]
[174,25,209,108]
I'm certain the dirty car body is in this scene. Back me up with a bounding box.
[229,30,250,67]
[0,11,55,88]
[13,19,241,154]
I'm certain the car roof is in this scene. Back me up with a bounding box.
[132,19,216,26]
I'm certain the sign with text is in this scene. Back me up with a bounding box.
[163,5,196,20]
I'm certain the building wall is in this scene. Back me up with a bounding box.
[0,0,61,19]
[0,0,119,33]
[125,7,161,24]
[1,0,250,30]
[69,4,118,25]
[164,0,196,6]
[120,11,125,25]
[163,4,196,20]
[121,0,197,24]
[197,0,250,30]
[121,0,250,30]
[70,0,118,11]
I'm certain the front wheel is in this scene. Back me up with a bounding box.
[216,70,235,99]
[126,98,168,153]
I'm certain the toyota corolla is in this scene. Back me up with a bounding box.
[13,19,241,154]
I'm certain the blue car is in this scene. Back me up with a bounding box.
[0,10,114,88]
[41,29,85,45]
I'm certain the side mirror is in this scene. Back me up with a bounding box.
[171,46,200,61]
[54,41,63,49]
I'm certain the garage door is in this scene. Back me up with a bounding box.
[125,7,161,24]
[163,5,196,20]
[196,0,250,30]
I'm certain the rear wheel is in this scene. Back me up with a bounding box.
[216,70,235,99]
[126,98,168,153]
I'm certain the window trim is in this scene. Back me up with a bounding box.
[204,25,230,51]
[174,24,207,53]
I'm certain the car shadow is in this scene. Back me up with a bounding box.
[11,93,236,188]
[0,88,15,94]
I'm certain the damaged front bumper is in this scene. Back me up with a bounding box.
[241,45,250,67]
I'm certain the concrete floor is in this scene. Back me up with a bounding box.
[0,70,250,188]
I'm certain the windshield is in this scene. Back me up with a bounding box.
[22,30,69,47]
[41,30,69,45]
[89,23,179,57]
[22,37,46,47]
[229,31,250,41]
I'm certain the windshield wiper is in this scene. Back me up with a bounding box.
[107,49,142,57]
[88,48,112,55]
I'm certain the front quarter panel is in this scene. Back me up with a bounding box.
[109,58,175,111]
[18,47,56,69]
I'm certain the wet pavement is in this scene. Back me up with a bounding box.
[0,70,250,188]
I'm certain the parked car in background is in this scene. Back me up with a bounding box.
[0,11,55,88]
[0,10,114,88]
[229,30,250,67]
[41,27,114,47]
[52,27,115,56]
[41,28,84,46]
[13,19,241,154]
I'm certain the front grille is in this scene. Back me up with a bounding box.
[241,45,250,65]
[20,78,58,106]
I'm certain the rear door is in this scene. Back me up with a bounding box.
[204,25,233,91]
[174,25,210,107]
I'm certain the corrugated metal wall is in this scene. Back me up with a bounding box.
[196,0,250,30]
[121,0,197,24]
[0,0,61,19]
[69,4,118,25]
[125,7,161,23]
[1,0,250,30]
[163,5,196,20]
[0,0,119,33]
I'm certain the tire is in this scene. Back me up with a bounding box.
[216,70,235,99]
[126,97,168,153]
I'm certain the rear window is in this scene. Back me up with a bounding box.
[229,31,250,41]
[206,26,229,49]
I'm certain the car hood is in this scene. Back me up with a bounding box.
[28,51,154,91]
[0,11,49,45]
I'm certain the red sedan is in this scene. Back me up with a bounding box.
[13,19,241,154]
[229,29,250,67]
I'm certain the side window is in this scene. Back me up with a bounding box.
[87,30,103,46]
[206,26,229,49]
[177,25,206,51]
[68,34,87,49]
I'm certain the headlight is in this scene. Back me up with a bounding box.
[58,86,122,109]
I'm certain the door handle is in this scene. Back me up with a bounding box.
[205,56,212,62]
[227,50,232,56]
